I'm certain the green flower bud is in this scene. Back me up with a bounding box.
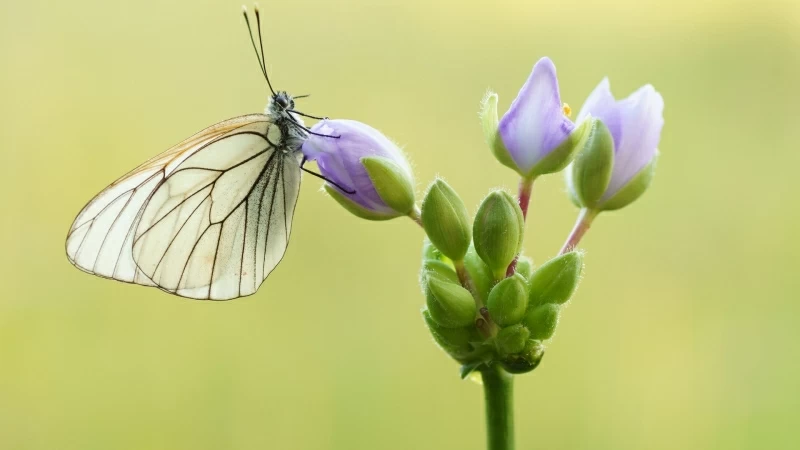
[495,324,530,355]
[421,237,443,262]
[515,256,533,281]
[420,179,471,261]
[523,304,560,340]
[501,340,545,374]
[361,156,416,215]
[463,245,494,301]
[487,275,527,326]
[473,191,524,278]
[422,310,481,363]
[421,260,459,285]
[425,277,477,328]
[566,118,615,209]
[528,251,583,308]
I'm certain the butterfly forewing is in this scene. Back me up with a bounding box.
[66,114,302,300]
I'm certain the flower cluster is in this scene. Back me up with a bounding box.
[302,56,663,376]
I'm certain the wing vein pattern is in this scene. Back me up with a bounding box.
[65,115,302,300]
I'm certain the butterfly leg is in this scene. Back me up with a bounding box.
[300,157,356,194]
[289,110,328,121]
[286,115,340,139]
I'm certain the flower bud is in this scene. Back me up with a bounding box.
[501,340,545,374]
[523,304,560,340]
[567,79,663,211]
[480,57,586,178]
[515,256,534,281]
[473,191,524,278]
[495,324,530,355]
[422,310,481,363]
[528,251,583,308]
[425,277,477,328]
[421,237,443,262]
[301,119,415,220]
[421,259,459,285]
[487,275,527,326]
[463,245,494,301]
[421,179,471,261]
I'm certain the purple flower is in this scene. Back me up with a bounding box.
[484,57,581,178]
[301,120,416,220]
[576,78,664,206]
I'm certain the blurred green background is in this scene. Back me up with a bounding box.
[2,0,799,448]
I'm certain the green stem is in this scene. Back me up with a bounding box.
[481,365,515,450]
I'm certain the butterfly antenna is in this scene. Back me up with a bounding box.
[242,5,276,96]
[254,5,277,96]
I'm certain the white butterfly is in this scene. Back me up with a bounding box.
[65,7,347,300]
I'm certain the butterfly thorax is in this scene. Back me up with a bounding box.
[265,91,306,154]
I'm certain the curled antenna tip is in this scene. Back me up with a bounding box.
[253,3,260,13]
[241,5,247,13]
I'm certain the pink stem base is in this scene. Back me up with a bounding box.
[559,208,598,255]
[505,178,534,277]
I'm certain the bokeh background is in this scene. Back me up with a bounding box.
[2,0,799,448]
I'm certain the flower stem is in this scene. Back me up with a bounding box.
[409,205,423,227]
[516,177,534,219]
[505,177,535,277]
[481,365,515,450]
[559,208,599,255]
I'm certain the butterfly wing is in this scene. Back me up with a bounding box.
[66,114,302,300]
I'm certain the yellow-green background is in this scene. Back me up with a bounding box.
[2,0,798,448]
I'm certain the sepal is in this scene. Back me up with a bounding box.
[599,151,658,211]
[425,277,477,328]
[524,304,560,340]
[421,179,472,261]
[361,156,416,215]
[528,251,583,308]
[487,275,528,326]
[473,190,524,278]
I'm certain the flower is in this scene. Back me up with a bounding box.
[301,119,416,220]
[482,57,585,178]
[567,78,664,210]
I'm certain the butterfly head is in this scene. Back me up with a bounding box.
[270,91,295,112]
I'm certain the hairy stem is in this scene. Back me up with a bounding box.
[481,365,515,450]
[505,177,535,277]
[559,208,599,255]
[409,205,423,227]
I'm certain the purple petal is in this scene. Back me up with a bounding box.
[498,57,575,174]
[577,78,623,146]
[301,120,411,214]
[602,85,663,200]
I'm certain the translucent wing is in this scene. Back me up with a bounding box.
[66,114,302,300]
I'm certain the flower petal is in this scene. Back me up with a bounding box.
[578,77,623,147]
[601,85,663,200]
[302,120,412,216]
[498,57,575,174]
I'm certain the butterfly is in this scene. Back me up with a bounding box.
[65,7,352,300]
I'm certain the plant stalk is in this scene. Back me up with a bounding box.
[505,177,535,277]
[559,208,599,255]
[481,365,515,450]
